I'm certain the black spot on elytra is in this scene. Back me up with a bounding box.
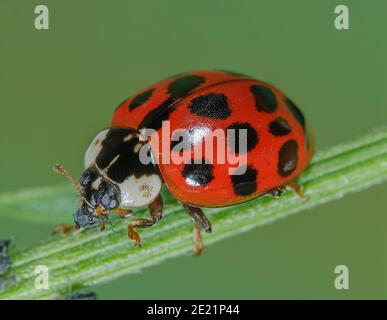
[168,75,205,99]
[138,75,205,131]
[189,93,231,119]
[95,128,158,183]
[284,97,305,130]
[231,165,257,196]
[250,84,277,113]
[182,161,214,187]
[129,88,155,111]
[278,139,298,177]
[269,117,292,136]
[138,98,175,130]
[227,122,259,154]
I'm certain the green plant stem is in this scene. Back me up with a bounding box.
[1,127,387,299]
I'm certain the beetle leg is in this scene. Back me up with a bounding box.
[52,224,74,236]
[96,207,134,231]
[268,186,286,198]
[287,181,308,202]
[95,207,105,231]
[182,204,212,256]
[193,223,203,256]
[127,195,163,247]
[182,204,212,232]
[99,215,106,231]
[101,208,133,217]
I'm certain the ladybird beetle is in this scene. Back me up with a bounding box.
[56,70,313,255]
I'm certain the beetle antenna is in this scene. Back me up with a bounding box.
[54,163,84,202]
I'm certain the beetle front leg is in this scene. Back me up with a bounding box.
[52,224,75,236]
[101,208,133,217]
[96,207,134,231]
[127,195,163,247]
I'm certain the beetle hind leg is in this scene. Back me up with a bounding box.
[268,186,286,198]
[127,195,163,247]
[287,181,308,202]
[182,204,212,256]
[268,182,307,202]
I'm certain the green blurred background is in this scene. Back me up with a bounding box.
[0,0,386,299]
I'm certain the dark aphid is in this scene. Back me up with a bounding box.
[0,240,10,256]
[0,240,12,276]
[67,290,97,300]
[0,240,14,293]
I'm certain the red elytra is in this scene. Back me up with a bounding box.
[112,70,314,207]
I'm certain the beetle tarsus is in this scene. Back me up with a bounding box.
[127,226,142,246]
[193,223,204,256]
[287,181,308,202]
[52,224,75,236]
[126,195,163,247]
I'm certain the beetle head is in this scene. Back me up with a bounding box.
[54,164,120,230]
